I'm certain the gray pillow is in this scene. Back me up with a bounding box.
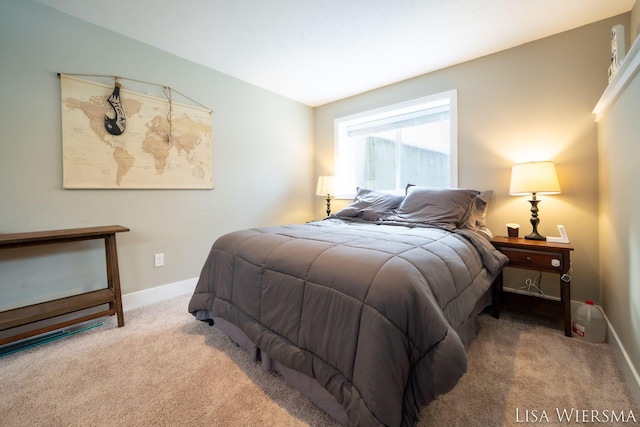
[393,187,480,229]
[333,188,405,221]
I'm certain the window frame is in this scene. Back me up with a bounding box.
[333,90,458,198]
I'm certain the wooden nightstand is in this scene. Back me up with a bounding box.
[491,236,574,337]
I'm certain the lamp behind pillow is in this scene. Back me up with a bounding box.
[463,190,494,237]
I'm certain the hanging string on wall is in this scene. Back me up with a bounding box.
[164,86,173,143]
[57,72,212,143]
[57,73,211,111]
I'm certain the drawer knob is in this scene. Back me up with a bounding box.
[551,259,561,267]
[526,256,532,262]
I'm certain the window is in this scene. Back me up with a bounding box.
[334,90,457,197]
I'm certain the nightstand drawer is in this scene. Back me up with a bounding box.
[501,248,564,271]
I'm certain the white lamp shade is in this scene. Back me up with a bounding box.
[316,176,335,195]
[509,161,561,195]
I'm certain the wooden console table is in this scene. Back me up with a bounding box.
[0,225,129,346]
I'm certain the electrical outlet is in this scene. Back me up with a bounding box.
[154,253,165,267]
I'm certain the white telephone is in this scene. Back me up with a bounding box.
[546,225,570,243]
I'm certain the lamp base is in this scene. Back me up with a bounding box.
[525,196,545,240]
[524,231,546,241]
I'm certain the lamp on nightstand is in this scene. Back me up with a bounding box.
[509,161,561,241]
[316,176,335,217]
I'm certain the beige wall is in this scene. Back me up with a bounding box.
[316,15,629,304]
[0,2,314,309]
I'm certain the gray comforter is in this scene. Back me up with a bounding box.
[189,219,508,426]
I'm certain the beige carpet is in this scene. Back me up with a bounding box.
[1,294,637,427]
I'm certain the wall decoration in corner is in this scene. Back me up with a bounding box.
[59,74,213,189]
[608,24,626,83]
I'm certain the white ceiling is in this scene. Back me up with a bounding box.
[34,0,634,106]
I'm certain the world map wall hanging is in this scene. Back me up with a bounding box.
[59,74,213,189]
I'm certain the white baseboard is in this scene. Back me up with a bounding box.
[122,278,197,312]
[602,311,640,409]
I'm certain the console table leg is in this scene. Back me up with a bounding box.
[105,234,125,327]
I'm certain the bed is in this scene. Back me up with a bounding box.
[188,187,508,426]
